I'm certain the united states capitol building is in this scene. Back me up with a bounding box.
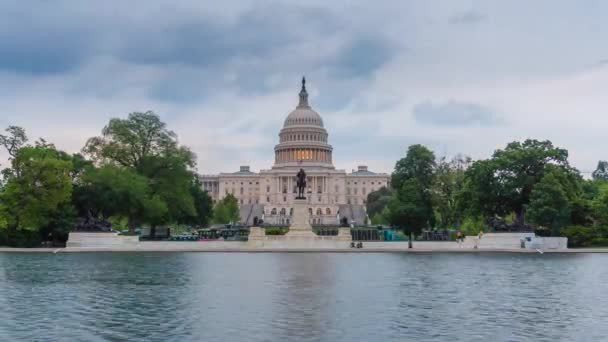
[201,79,390,226]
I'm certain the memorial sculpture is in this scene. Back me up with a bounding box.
[73,211,113,232]
[485,217,532,232]
[296,168,307,199]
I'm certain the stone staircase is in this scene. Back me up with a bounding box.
[338,204,367,225]
[239,204,265,226]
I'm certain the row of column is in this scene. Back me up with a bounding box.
[277,176,328,194]
[275,148,332,163]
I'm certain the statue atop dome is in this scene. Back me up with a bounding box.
[298,76,309,108]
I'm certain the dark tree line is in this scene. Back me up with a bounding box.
[0,112,214,247]
[367,140,608,247]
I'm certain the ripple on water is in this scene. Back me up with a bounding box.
[1,252,608,342]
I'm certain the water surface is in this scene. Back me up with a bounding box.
[0,252,606,342]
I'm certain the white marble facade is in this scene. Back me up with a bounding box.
[201,79,390,225]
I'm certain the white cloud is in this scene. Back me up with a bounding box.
[1,1,607,177]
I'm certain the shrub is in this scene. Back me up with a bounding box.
[559,225,598,248]
[265,227,288,235]
[460,216,485,236]
[0,228,42,248]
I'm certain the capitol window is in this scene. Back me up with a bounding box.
[271,208,277,215]
[326,208,331,215]
[316,208,322,216]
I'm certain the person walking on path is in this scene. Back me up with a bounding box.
[456,231,463,248]
[474,230,484,249]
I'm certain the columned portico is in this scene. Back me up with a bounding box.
[200,78,390,226]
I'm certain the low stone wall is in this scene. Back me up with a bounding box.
[526,237,568,250]
[247,226,352,249]
[66,232,139,247]
[464,233,568,250]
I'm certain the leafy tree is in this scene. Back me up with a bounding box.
[593,183,608,227]
[392,144,436,191]
[366,186,392,218]
[181,175,213,227]
[433,155,471,228]
[560,225,598,248]
[78,165,150,228]
[83,111,184,169]
[387,179,428,248]
[213,194,239,224]
[370,207,390,225]
[391,144,436,229]
[83,112,198,234]
[592,161,608,181]
[527,170,572,235]
[461,139,570,224]
[0,145,73,232]
[0,126,28,158]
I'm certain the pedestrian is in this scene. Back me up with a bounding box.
[456,231,463,247]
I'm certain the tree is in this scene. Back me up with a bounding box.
[592,161,608,181]
[391,144,436,230]
[78,165,150,230]
[213,194,239,224]
[387,179,428,248]
[180,175,213,227]
[0,126,28,158]
[83,112,198,234]
[461,139,570,224]
[83,111,182,170]
[366,186,392,218]
[0,145,73,232]
[526,170,572,235]
[593,183,608,227]
[392,144,436,191]
[433,155,471,228]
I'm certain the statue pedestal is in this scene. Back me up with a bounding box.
[337,227,352,241]
[285,198,316,238]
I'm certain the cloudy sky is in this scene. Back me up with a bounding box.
[1,0,607,175]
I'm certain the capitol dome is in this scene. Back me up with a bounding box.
[273,78,333,169]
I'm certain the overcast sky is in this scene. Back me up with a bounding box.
[1,0,607,175]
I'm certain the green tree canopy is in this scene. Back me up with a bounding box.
[433,155,471,228]
[0,125,28,158]
[0,145,73,231]
[391,144,436,230]
[392,144,436,191]
[213,194,239,224]
[180,175,213,227]
[526,169,572,235]
[366,186,393,218]
[461,139,571,224]
[387,179,428,246]
[82,112,198,232]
